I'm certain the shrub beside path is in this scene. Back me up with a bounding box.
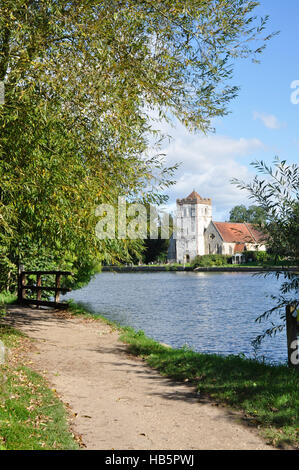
[5,306,274,450]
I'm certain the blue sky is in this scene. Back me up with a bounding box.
[162,0,299,221]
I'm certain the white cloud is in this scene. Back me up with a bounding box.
[253,111,286,130]
[159,121,265,221]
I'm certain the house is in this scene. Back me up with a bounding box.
[168,190,266,264]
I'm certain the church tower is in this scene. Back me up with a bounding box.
[175,190,212,263]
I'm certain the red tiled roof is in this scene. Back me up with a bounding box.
[213,222,264,244]
[177,190,212,205]
[245,223,267,243]
[234,243,245,253]
[186,190,202,201]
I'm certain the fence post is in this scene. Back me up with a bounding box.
[17,263,24,304]
[36,273,42,307]
[55,273,61,304]
[17,265,22,304]
[16,270,72,308]
[286,305,299,369]
[21,272,27,301]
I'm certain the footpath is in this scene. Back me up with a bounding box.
[5,306,274,450]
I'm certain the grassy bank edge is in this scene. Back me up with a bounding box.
[0,296,79,450]
[67,299,299,450]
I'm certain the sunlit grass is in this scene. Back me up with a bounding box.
[0,319,79,450]
[0,292,17,305]
[119,328,299,449]
[0,292,17,318]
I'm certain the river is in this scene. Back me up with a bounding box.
[63,271,287,365]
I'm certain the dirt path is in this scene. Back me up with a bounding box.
[5,306,274,450]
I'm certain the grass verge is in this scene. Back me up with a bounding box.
[66,300,299,449]
[66,299,117,328]
[0,316,79,450]
[0,292,17,316]
[119,327,299,449]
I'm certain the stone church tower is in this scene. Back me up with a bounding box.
[175,190,212,263]
[168,189,266,264]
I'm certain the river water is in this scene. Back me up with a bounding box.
[63,271,288,365]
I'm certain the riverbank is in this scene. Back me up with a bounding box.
[0,304,278,450]
[101,265,298,273]
[1,302,298,449]
[59,301,299,449]
[119,326,299,449]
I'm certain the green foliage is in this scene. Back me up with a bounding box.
[244,250,271,263]
[0,291,16,318]
[143,233,170,265]
[0,1,274,290]
[253,251,270,263]
[0,248,16,292]
[143,240,169,264]
[191,254,231,267]
[229,204,267,224]
[232,158,299,344]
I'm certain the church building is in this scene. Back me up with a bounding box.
[168,190,266,264]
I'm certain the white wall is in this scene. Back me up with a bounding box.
[176,202,212,262]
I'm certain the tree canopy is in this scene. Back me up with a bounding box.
[0,0,273,290]
[229,204,267,224]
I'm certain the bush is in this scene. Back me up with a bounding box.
[255,251,270,263]
[191,254,230,268]
[0,251,17,292]
[243,250,271,264]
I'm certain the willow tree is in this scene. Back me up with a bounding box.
[232,158,299,345]
[0,0,273,290]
